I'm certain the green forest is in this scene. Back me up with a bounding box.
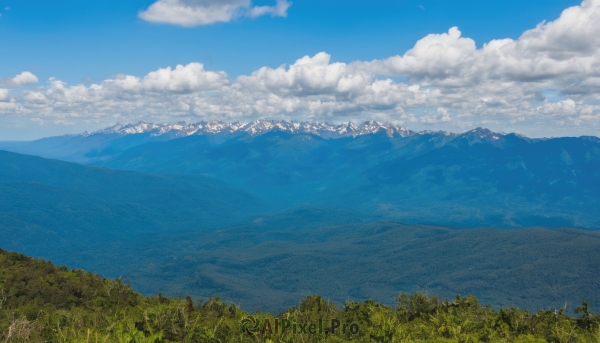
[1,249,599,343]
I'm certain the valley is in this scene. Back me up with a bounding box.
[1,123,600,313]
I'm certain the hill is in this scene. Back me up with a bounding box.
[0,150,261,255]
[6,204,600,314]
[80,212,600,313]
[2,249,600,343]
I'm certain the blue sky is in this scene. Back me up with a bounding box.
[1,0,598,140]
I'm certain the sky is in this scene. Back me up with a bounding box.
[1,0,599,140]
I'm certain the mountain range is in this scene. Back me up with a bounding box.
[0,120,418,164]
[2,120,598,228]
[1,120,600,312]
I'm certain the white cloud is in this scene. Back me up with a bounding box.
[5,63,228,120]
[248,0,292,18]
[366,0,600,98]
[421,108,452,124]
[110,63,228,92]
[237,52,373,96]
[538,99,578,115]
[0,89,8,102]
[139,0,291,27]
[0,71,39,88]
[13,72,39,86]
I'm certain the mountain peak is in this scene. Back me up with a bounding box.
[460,127,504,141]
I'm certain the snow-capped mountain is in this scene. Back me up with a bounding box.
[89,119,417,139]
[2,117,600,230]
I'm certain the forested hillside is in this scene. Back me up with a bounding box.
[0,150,260,253]
[2,151,600,314]
[1,249,599,343]
[102,129,599,228]
[114,216,600,313]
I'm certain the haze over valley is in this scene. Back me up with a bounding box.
[1,121,599,312]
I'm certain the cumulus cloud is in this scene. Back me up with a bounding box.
[139,0,292,27]
[3,0,600,136]
[0,71,39,88]
[110,63,228,92]
[248,0,292,18]
[421,108,452,124]
[538,99,578,115]
[5,63,228,121]
[13,72,39,86]
[237,52,373,97]
[0,89,8,102]
[366,0,600,98]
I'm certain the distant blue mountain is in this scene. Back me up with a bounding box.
[1,120,599,228]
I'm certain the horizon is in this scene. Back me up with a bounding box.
[1,119,598,142]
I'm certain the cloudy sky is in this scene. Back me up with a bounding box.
[2,0,599,140]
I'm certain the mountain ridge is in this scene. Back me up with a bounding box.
[52,120,599,141]
[3,119,598,167]
[78,120,420,139]
[2,120,600,228]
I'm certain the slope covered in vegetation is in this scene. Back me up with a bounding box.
[1,249,599,343]
[0,150,260,253]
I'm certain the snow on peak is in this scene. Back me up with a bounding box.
[88,119,417,139]
[461,127,505,140]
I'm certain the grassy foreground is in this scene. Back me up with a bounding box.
[1,249,599,343]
